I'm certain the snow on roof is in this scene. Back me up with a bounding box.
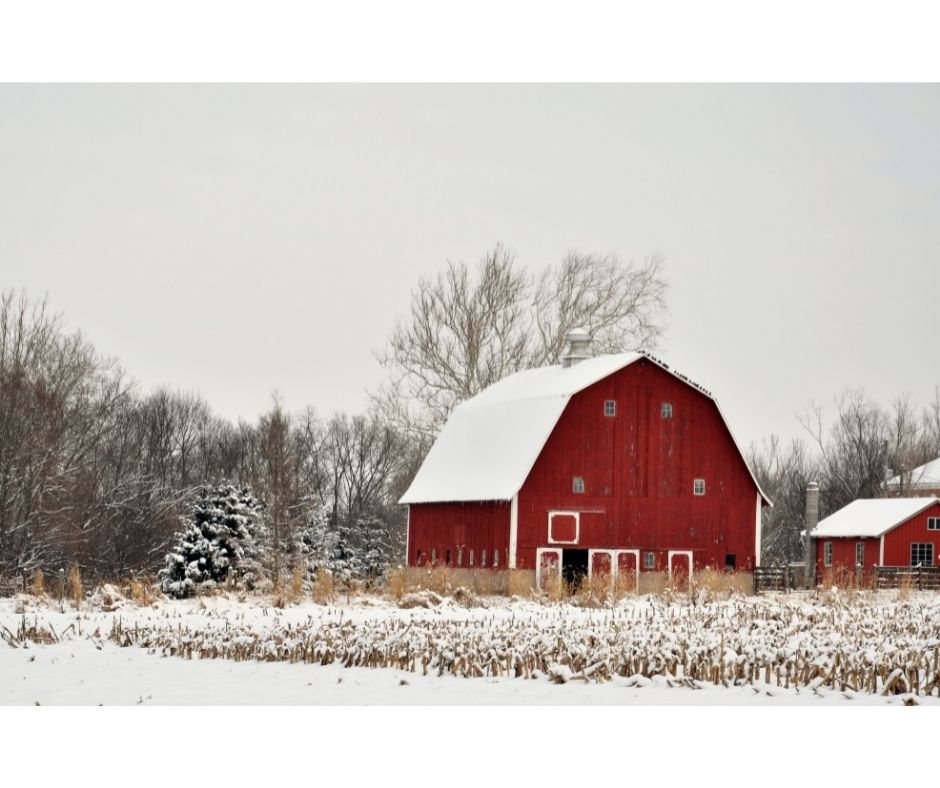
[810,497,939,539]
[887,457,940,489]
[400,352,771,505]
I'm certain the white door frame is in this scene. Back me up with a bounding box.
[667,550,694,581]
[615,548,641,593]
[587,549,614,580]
[535,547,563,590]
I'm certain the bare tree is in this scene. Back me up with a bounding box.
[373,245,668,439]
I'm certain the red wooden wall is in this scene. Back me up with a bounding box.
[882,501,940,566]
[407,501,510,568]
[514,359,760,571]
[814,537,880,575]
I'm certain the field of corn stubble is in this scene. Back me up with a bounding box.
[5,587,940,699]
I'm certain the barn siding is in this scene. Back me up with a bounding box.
[815,537,880,575]
[881,502,940,566]
[514,359,760,571]
[407,501,511,568]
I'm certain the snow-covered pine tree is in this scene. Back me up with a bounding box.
[357,511,392,582]
[297,503,337,577]
[160,484,267,598]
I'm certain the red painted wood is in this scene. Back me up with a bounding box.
[881,501,940,566]
[407,501,510,567]
[407,358,763,572]
[515,360,759,571]
[815,537,880,576]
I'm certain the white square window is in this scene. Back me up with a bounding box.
[573,476,585,494]
[661,402,673,419]
[824,542,832,567]
[928,517,940,531]
[693,478,705,496]
[644,551,655,569]
[604,400,616,417]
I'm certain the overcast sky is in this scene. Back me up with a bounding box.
[2,84,939,447]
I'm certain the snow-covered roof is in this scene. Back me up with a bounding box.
[810,497,939,539]
[400,352,772,505]
[887,457,940,490]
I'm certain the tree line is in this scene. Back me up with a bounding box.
[0,247,668,586]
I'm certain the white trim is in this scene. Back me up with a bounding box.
[587,549,614,580]
[755,491,762,566]
[879,535,885,565]
[615,548,641,592]
[535,547,562,590]
[508,494,519,569]
[547,510,580,544]
[405,505,411,564]
[667,550,694,582]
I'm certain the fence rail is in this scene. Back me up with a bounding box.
[876,566,940,591]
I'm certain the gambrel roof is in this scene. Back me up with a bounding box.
[809,497,939,539]
[400,352,771,505]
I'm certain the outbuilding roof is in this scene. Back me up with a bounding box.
[809,497,939,539]
[400,351,771,505]
[887,457,940,490]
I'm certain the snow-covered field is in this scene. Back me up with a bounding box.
[2,588,939,705]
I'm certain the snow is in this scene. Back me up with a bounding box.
[3,591,940,705]
[400,352,770,504]
[810,497,939,538]
[888,456,940,490]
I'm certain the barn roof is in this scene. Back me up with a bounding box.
[887,457,940,490]
[810,497,939,539]
[400,351,772,505]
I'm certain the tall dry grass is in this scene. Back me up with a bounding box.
[31,570,46,597]
[312,569,336,604]
[67,565,83,609]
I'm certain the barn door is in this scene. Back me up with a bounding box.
[588,549,613,581]
[536,548,562,592]
[616,549,640,593]
[668,550,693,591]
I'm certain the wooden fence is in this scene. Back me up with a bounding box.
[876,566,940,591]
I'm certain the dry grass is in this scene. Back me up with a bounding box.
[385,566,409,601]
[507,569,535,598]
[291,563,304,600]
[31,570,46,597]
[312,569,336,604]
[67,565,83,609]
[127,577,158,606]
[574,573,617,607]
[691,568,753,598]
[898,573,915,601]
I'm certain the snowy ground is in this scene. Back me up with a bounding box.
[2,589,939,705]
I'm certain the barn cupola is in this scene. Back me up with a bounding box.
[561,328,593,368]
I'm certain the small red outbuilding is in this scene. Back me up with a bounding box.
[809,497,940,575]
[400,338,771,588]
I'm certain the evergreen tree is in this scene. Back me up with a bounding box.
[160,484,267,598]
[357,511,392,581]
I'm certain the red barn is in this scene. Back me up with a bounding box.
[400,334,771,588]
[810,497,940,575]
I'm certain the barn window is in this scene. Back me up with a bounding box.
[573,476,585,494]
[644,551,655,569]
[911,543,934,567]
[693,478,705,496]
[481,549,488,567]
[855,542,865,567]
[824,542,832,567]
[928,517,940,531]
[604,400,616,417]
[661,402,673,419]
[725,554,736,570]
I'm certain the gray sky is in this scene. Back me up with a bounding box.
[2,84,939,447]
